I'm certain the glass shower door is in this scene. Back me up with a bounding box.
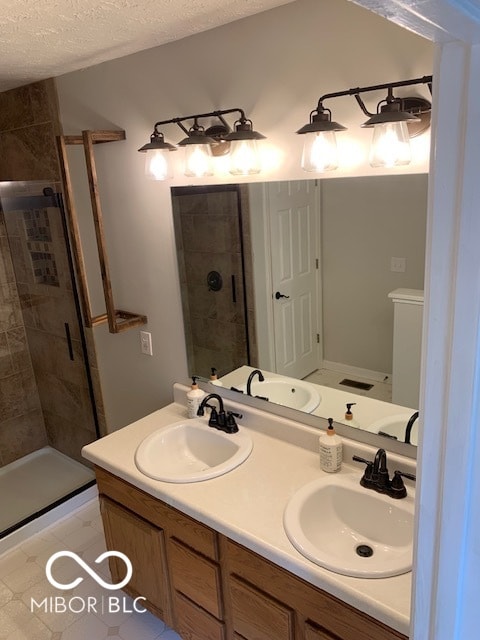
[0,182,99,537]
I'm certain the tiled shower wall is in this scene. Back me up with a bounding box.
[0,211,46,465]
[172,186,257,379]
[0,79,106,466]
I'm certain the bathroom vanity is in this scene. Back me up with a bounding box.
[82,384,414,640]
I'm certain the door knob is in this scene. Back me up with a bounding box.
[275,291,290,300]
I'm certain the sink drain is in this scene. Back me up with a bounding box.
[356,544,374,558]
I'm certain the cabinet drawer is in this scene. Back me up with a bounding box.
[174,592,225,640]
[230,576,294,640]
[169,538,223,618]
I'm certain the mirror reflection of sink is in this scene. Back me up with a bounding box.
[238,378,321,413]
[135,420,253,483]
[368,413,418,446]
[283,474,414,578]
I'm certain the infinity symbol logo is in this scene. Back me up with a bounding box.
[46,551,133,591]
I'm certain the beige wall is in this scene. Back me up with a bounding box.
[321,174,427,374]
[55,0,433,429]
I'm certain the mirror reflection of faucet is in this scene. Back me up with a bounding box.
[246,369,269,401]
[405,411,419,444]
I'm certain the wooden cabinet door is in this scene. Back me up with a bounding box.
[100,496,169,621]
[305,620,342,640]
[229,576,294,640]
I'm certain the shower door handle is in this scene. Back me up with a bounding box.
[64,323,74,361]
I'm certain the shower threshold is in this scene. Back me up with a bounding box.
[0,446,95,536]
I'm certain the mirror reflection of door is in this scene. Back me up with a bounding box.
[268,181,320,379]
[171,185,253,378]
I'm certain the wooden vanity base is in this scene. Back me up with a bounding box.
[96,467,408,640]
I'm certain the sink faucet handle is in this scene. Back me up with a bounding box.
[390,470,417,499]
[225,411,241,433]
[352,456,375,487]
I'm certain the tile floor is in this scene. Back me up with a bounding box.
[0,499,182,640]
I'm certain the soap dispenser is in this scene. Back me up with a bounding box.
[345,403,356,421]
[319,418,343,473]
[186,376,205,419]
[210,367,223,387]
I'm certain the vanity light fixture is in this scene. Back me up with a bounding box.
[297,75,432,171]
[138,129,177,180]
[138,108,266,180]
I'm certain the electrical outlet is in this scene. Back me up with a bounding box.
[390,257,406,273]
[140,331,153,356]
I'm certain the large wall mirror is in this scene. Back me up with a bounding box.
[171,174,427,449]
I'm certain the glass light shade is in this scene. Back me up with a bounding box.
[184,144,214,177]
[144,149,173,181]
[229,139,262,175]
[301,131,338,173]
[369,121,411,168]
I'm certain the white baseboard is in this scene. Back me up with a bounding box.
[321,360,391,384]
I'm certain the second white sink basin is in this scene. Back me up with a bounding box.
[283,474,414,578]
[239,378,321,413]
[135,419,253,483]
[368,413,418,446]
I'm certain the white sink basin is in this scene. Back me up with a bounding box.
[135,420,253,483]
[239,378,321,413]
[369,413,418,446]
[283,474,414,578]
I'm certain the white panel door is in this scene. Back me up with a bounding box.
[268,180,320,379]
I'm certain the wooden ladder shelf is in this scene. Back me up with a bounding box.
[57,129,147,333]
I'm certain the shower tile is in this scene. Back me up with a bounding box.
[0,332,14,378]
[43,410,97,463]
[37,374,94,428]
[0,409,47,465]
[0,283,23,332]
[6,327,31,372]
[0,370,40,421]
[28,79,60,128]
[0,123,59,183]
[0,85,33,132]
[27,329,87,387]
[0,238,15,285]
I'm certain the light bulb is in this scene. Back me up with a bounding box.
[145,149,173,181]
[184,144,213,177]
[369,121,411,168]
[229,139,261,175]
[301,131,338,173]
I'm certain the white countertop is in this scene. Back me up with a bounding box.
[82,384,415,637]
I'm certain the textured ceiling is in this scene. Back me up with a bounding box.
[0,0,293,92]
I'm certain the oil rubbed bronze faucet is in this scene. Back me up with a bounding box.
[352,448,416,499]
[197,393,242,434]
[245,369,270,401]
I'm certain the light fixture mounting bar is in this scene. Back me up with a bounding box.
[152,107,247,133]
[316,75,433,116]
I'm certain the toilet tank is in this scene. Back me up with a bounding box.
[388,288,424,409]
